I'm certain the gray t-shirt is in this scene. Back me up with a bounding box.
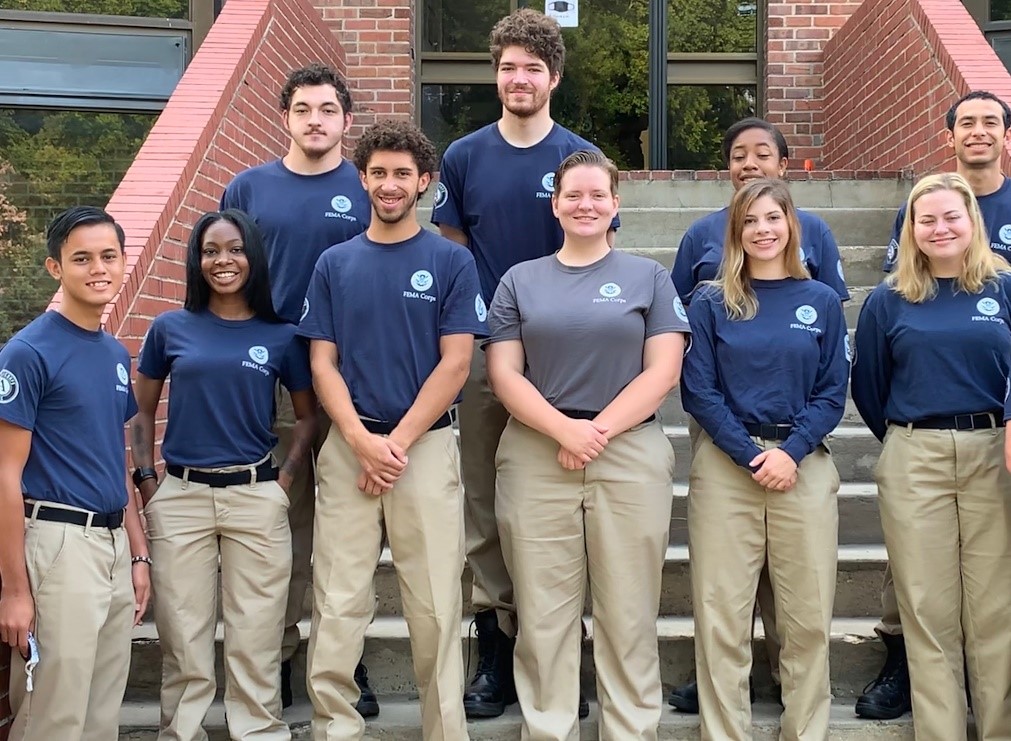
[486,249,691,412]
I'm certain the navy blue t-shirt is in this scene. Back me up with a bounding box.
[0,312,137,512]
[221,159,371,323]
[431,122,620,303]
[139,310,312,468]
[883,178,1011,272]
[681,279,849,469]
[852,274,1011,440]
[298,229,488,422]
[672,207,850,304]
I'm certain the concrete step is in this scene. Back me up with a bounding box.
[118,698,920,740]
[124,617,889,703]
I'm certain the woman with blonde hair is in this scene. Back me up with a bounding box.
[852,172,1011,741]
[485,149,690,739]
[682,177,848,740]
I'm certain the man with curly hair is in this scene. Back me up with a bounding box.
[300,119,486,741]
[221,64,377,715]
[431,8,616,719]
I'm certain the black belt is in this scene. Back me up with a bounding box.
[895,412,1002,431]
[24,502,124,529]
[165,460,278,487]
[558,409,656,425]
[360,413,452,436]
[744,423,793,441]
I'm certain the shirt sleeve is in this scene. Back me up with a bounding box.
[220,177,241,211]
[882,206,904,274]
[296,257,337,343]
[813,221,850,301]
[440,250,488,338]
[680,296,764,469]
[671,225,700,303]
[431,147,465,231]
[645,264,692,338]
[851,290,892,441]
[0,340,47,432]
[124,359,138,422]
[484,271,521,346]
[779,295,849,463]
[137,316,170,380]
[280,334,313,393]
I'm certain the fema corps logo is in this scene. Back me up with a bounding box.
[411,270,434,292]
[795,305,818,325]
[599,282,621,298]
[434,182,448,209]
[837,260,845,280]
[886,239,898,265]
[0,369,19,405]
[541,172,555,193]
[116,363,129,385]
[977,298,1001,317]
[799,246,807,263]
[999,224,1011,244]
[475,294,488,322]
[673,295,688,323]
[301,297,310,322]
[330,195,352,214]
[844,335,853,363]
[248,346,269,364]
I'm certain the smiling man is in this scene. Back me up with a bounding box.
[221,63,376,713]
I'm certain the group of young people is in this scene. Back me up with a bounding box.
[1,6,1011,741]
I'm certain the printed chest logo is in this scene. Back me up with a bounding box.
[837,260,845,281]
[673,295,689,323]
[999,224,1011,244]
[325,194,358,222]
[973,297,1005,324]
[405,270,437,303]
[243,346,271,376]
[845,335,853,363]
[0,369,19,404]
[594,282,626,304]
[886,239,898,266]
[434,182,449,209]
[115,363,130,393]
[475,294,488,322]
[536,172,555,199]
[790,304,822,334]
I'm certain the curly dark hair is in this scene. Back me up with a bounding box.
[279,63,353,115]
[489,8,565,79]
[352,119,438,177]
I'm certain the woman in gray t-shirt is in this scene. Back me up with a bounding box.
[485,149,691,739]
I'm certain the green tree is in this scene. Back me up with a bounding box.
[0,0,186,17]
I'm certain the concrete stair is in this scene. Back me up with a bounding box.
[120,178,920,738]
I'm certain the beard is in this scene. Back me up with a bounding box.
[371,190,419,224]
[499,87,550,119]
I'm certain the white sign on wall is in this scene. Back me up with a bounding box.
[545,0,578,27]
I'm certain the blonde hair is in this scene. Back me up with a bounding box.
[890,173,1009,302]
[714,178,810,320]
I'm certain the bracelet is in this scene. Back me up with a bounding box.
[132,555,153,566]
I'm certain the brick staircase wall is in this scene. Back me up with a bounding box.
[822,0,1011,174]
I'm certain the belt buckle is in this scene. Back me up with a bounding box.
[761,424,778,440]
[954,413,976,431]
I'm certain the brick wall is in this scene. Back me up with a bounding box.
[822,0,1011,174]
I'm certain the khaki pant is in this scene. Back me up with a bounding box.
[876,425,1011,741]
[496,418,675,740]
[147,469,292,741]
[689,433,838,741]
[458,345,515,635]
[274,387,330,662]
[307,426,468,741]
[9,506,133,741]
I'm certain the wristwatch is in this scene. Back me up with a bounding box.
[132,466,158,488]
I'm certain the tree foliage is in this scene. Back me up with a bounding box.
[0,0,186,17]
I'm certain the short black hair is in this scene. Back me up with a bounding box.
[945,90,1011,131]
[184,209,280,323]
[352,119,438,177]
[279,63,353,116]
[46,206,125,261]
[721,117,790,166]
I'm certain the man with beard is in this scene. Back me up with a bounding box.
[857,90,1011,722]
[221,64,376,714]
[300,119,485,741]
[431,9,617,719]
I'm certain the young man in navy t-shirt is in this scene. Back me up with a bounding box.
[300,120,484,740]
[430,9,616,717]
[0,207,149,740]
[221,63,375,712]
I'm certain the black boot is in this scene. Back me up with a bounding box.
[855,633,911,719]
[578,691,590,719]
[464,610,516,718]
[354,661,380,718]
[280,659,293,710]
[668,678,756,713]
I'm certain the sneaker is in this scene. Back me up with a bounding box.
[855,633,911,720]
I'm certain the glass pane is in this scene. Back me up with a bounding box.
[421,84,501,156]
[0,0,188,18]
[992,0,1011,21]
[422,0,510,52]
[666,85,757,169]
[0,108,156,341]
[992,34,1011,71]
[669,0,758,53]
